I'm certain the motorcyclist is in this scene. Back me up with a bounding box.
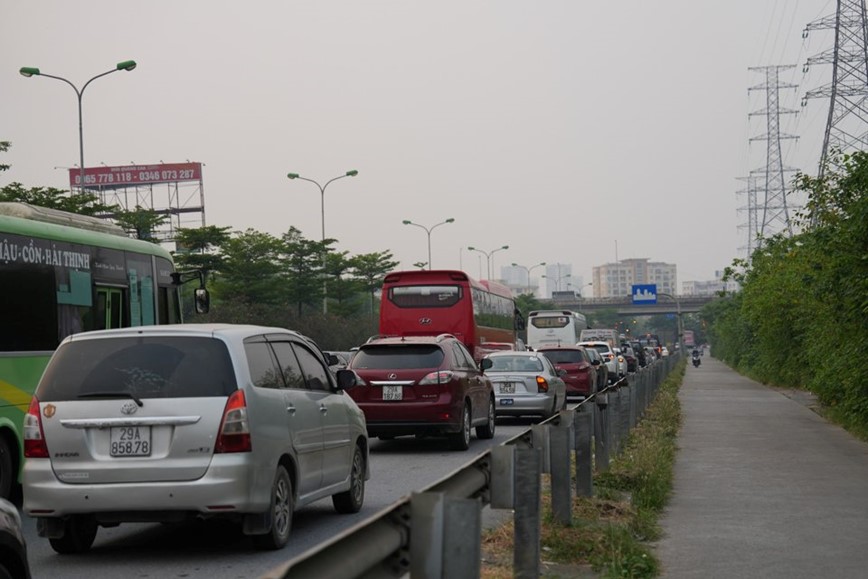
[691,348,701,367]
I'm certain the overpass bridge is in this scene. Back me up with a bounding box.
[548,294,718,316]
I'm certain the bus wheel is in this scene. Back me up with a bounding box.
[0,438,13,501]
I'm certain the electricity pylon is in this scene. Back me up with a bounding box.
[803,0,868,175]
[748,65,800,241]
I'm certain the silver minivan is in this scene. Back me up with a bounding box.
[23,324,369,554]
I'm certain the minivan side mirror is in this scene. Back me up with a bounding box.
[480,358,493,371]
[335,369,359,390]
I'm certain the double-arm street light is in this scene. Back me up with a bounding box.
[511,261,546,295]
[402,218,454,270]
[467,245,509,280]
[19,60,137,195]
[542,272,571,293]
[287,169,359,314]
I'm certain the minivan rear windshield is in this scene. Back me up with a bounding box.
[37,336,238,401]
[351,345,444,369]
[540,350,584,364]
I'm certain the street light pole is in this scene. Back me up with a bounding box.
[657,292,683,352]
[19,60,137,194]
[402,218,455,269]
[511,261,546,295]
[287,170,359,314]
[467,245,509,280]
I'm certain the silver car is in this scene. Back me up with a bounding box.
[23,324,369,554]
[480,351,567,419]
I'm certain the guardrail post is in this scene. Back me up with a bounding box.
[594,393,610,472]
[532,424,551,474]
[628,376,638,429]
[551,410,574,525]
[514,447,542,579]
[610,386,622,455]
[573,405,593,497]
[490,445,515,510]
[410,492,481,579]
[620,383,631,445]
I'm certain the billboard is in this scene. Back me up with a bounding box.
[69,162,202,189]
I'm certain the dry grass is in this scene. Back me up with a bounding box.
[480,361,685,578]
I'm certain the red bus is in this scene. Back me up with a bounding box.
[379,270,523,361]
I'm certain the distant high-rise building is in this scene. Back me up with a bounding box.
[682,270,740,296]
[592,258,677,297]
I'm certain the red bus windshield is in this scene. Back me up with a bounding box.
[379,270,518,361]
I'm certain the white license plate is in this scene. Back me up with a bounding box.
[110,426,152,457]
[499,383,516,394]
[382,385,403,401]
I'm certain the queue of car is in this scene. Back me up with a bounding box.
[17,318,661,562]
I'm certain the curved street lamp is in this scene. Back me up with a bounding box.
[20,60,137,194]
[287,170,359,314]
[402,218,454,270]
[511,261,546,295]
[467,245,509,280]
[542,272,571,292]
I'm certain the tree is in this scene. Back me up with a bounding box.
[351,251,399,331]
[0,181,117,215]
[0,141,9,174]
[213,229,285,305]
[281,227,326,317]
[113,206,168,242]
[173,225,232,277]
[324,250,364,317]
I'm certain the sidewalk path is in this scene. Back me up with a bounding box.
[657,357,868,578]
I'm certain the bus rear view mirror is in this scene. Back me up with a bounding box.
[194,288,210,314]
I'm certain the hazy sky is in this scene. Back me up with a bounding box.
[1,1,837,291]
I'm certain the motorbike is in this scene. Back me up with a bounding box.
[692,354,701,368]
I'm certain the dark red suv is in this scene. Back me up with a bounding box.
[536,346,600,398]
[346,334,495,450]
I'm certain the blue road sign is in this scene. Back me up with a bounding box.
[632,284,657,304]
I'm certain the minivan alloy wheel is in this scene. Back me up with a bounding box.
[333,444,365,514]
[254,466,292,550]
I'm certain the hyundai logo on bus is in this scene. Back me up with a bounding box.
[419,317,432,325]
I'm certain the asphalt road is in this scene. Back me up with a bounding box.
[20,419,536,579]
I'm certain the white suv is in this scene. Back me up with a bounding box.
[23,324,369,554]
[577,341,624,384]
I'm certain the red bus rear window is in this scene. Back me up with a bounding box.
[389,285,461,308]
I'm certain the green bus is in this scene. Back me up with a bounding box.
[0,202,184,499]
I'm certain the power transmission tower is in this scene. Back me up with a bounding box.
[735,174,761,259]
[748,65,800,242]
[802,0,868,176]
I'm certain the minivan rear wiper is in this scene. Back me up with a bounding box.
[78,391,144,407]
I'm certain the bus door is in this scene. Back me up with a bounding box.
[95,287,125,329]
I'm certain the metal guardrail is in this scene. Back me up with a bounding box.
[263,355,681,579]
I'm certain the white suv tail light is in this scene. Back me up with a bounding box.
[215,390,251,453]
[23,396,49,458]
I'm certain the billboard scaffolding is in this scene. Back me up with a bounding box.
[69,162,206,242]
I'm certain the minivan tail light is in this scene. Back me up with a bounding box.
[536,376,549,392]
[24,396,49,458]
[418,371,454,385]
[215,390,251,453]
